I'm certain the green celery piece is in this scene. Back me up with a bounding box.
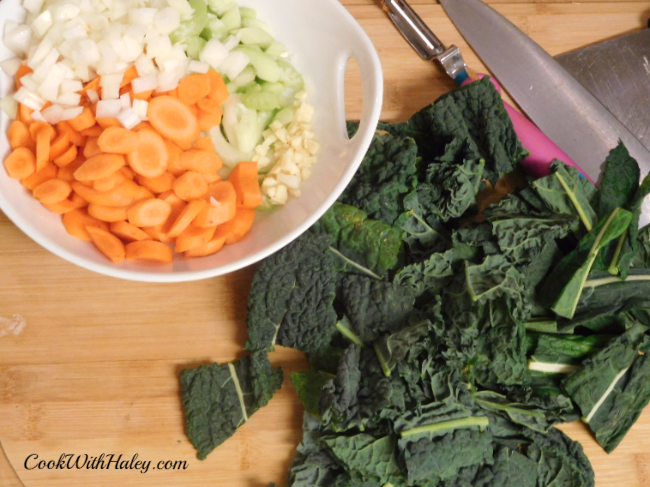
[169,0,208,44]
[236,45,280,82]
[184,36,206,60]
[220,5,242,31]
[206,0,236,15]
[180,351,283,460]
[277,59,304,90]
[551,207,632,319]
[239,6,257,19]
[240,84,283,110]
[236,26,274,48]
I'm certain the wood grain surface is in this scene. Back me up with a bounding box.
[1,1,650,486]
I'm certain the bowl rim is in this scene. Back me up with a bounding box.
[0,0,384,282]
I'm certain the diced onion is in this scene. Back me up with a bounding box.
[154,7,180,35]
[86,89,100,104]
[42,103,64,124]
[23,0,45,15]
[31,110,46,122]
[200,39,228,69]
[96,99,122,118]
[117,107,141,129]
[131,74,158,93]
[188,60,209,74]
[5,22,33,55]
[13,86,46,110]
[219,50,249,81]
[56,92,82,106]
[135,54,156,76]
[128,8,157,25]
[0,95,18,119]
[132,99,148,121]
[120,92,131,109]
[60,79,84,93]
[31,10,53,39]
[0,58,22,76]
[156,70,180,92]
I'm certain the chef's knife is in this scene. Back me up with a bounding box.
[439,0,650,225]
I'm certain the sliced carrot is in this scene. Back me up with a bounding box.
[140,191,186,242]
[201,172,221,184]
[132,90,153,101]
[125,240,173,263]
[179,149,222,174]
[86,226,125,263]
[186,103,199,120]
[141,226,174,243]
[42,194,85,214]
[93,170,126,192]
[68,107,96,132]
[74,153,126,181]
[29,122,56,142]
[8,120,31,149]
[120,166,135,180]
[57,155,86,182]
[173,171,208,201]
[17,104,34,125]
[207,70,228,105]
[15,64,33,90]
[165,140,185,176]
[62,208,109,241]
[227,161,263,208]
[83,137,102,158]
[215,207,256,244]
[153,88,178,98]
[175,224,216,253]
[35,128,51,171]
[57,121,86,146]
[184,233,227,258]
[119,65,139,88]
[80,76,101,95]
[98,126,139,154]
[88,203,129,223]
[49,132,70,160]
[127,129,168,178]
[178,73,211,106]
[5,147,36,179]
[197,109,222,132]
[127,198,173,227]
[136,171,175,194]
[147,96,200,150]
[53,144,79,168]
[22,162,57,190]
[96,118,121,129]
[133,184,155,203]
[33,178,72,204]
[193,136,215,152]
[133,121,154,132]
[79,125,103,138]
[71,179,141,207]
[110,221,152,242]
[197,98,222,115]
[167,199,207,238]
[194,180,237,228]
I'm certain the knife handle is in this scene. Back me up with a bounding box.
[462,75,594,183]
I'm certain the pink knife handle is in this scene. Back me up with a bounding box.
[462,75,594,183]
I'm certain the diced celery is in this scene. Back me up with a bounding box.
[236,45,280,82]
[261,82,285,93]
[170,0,209,44]
[241,84,282,110]
[228,65,256,91]
[209,125,253,168]
[199,27,212,41]
[257,109,275,130]
[207,18,229,40]
[235,106,261,153]
[222,94,240,147]
[277,59,304,90]
[265,42,285,60]
[237,27,274,48]
[206,0,236,16]
[239,7,257,20]
[272,106,295,127]
[220,6,241,31]
[185,36,206,59]
[242,17,270,33]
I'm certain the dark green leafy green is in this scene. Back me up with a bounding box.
[291,370,331,418]
[180,351,283,460]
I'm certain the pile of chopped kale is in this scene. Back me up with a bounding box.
[181,78,650,485]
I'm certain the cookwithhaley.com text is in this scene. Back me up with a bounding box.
[24,453,188,474]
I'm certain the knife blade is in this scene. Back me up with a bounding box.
[439,0,650,226]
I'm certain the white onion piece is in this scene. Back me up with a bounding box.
[62,25,87,41]
[156,70,180,92]
[31,9,53,39]
[219,50,249,80]
[166,0,193,21]
[200,39,228,69]
[18,74,41,92]
[5,22,33,55]
[33,47,60,80]
[42,103,64,124]
[23,0,44,15]
[222,35,239,52]
[0,58,22,77]
[96,99,122,118]
[154,7,180,35]
[117,107,140,129]
[188,60,209,74]
[37,63,66,101]
[57,92,82,106]
[120,92,131,109]
[31,110,46,122]
[61,79,84,94]
[86,89,100,104]
[132,99,148,121]
[61,105,84,120]
[129,8,157,25]
[131,74,158,93]
[0,95,18,120]
[27,38,52,68]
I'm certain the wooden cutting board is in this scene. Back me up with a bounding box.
[1,1,650,485]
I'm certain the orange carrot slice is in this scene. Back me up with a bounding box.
[178,73,211,106]
[110,221,151,242]
[133,121,154,132]
[83,137,101,159]
[33,178,72,204]
[93,170,126,192]
[74,154,126,181]
[227,161,263,208]
[194,180,237,228]
[71,179,141,207]
[86,226,126,263]
[200,172,221,184]
[88,203,129,222]
[184,233,227,258]
[147,96,200,150]
[179,149,222,173]
[98,126,139,154]
[120,166,135,180]
[214,207,256,244]
[136,172,175,194]
[193,136,215,152]
[4,147,36,179]
[96,118,121,129]
[62,208,109,241]
[8,120,31,149]
[127,198,172,227]
[68,107,96,132]
[15,64,32,90]
[197,109,222,132]
[206,70,228,105]
[173,170,208,201]
[167,199,207,238]
[125,240,173,263]
[53,144,78,168]
[49,132,70,161]
[79,125,103,137]
[197,98,222,115]
[119,65,138,88]
[57,121,86,147]
[57,155,86,182]
[42,192,87,214]
[35,127,51,171]
[127,129,169,178]
[29,122,56,142]
[17,104,34,125]
[175,224,216,253]
[22,162,57,190]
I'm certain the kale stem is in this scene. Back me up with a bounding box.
[586,274,650,287]
[608,229,627,276]
[474,396,546,417]
[524,320,561,334]
[336,319,366,348]
[554,171,593,231]
[400,416,489,438]
[328,247,382,280]
[373,341,392,377]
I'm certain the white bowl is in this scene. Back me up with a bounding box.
[0,0,383,282]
